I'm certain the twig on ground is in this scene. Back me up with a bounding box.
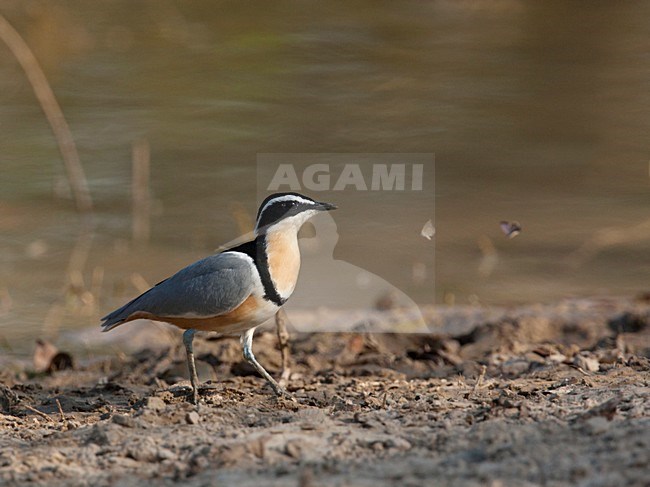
[24,404,55,423]
[381,391,389,408]
[55,399,65,422]
[472,365,487,396]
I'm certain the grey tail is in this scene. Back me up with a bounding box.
[100,277,167,332]
[100,293,145,332]
[100,319,125,333]
[100,305,131,332]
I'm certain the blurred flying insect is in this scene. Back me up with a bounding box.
[420,219,435,240]
[500,221,521,239]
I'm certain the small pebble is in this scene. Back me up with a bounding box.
[371,441,384,452]
[574,355,600,373]
[548,353,566,363]
[112,414,136,428]
[585,416,610,434]
[157,447,177,461]
[144,396,166,411]
[186,411,200,425]
[285,441,302,459]
[386,437,412,451]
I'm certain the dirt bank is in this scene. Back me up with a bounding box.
[1,297,649,486]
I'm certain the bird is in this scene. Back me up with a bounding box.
[499,220,522,239]
[100,192,337,403]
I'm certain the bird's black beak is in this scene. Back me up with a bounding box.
[316,201,337,211]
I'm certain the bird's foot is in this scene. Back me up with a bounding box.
[189,391,199,405]
[187,386,199,405]
[273,385,297,404]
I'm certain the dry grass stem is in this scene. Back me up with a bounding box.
[0,14,92,212]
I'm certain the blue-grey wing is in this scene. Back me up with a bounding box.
[101,252,255,329]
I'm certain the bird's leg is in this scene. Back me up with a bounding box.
[241,327,294,401]
[275,309,292,386]
[182,328,200,404]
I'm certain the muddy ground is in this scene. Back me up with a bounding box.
[1,297,649,486]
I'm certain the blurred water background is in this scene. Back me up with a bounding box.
[1,0,650,356]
